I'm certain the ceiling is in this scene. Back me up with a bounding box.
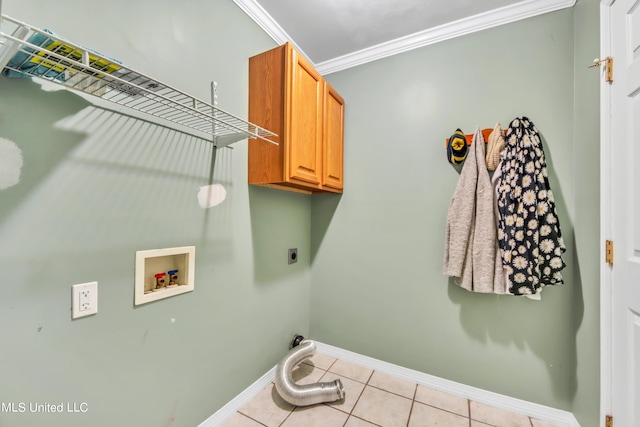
[233,0,575,74]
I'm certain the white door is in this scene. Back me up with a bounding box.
[606,0,640,425]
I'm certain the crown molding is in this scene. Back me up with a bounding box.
[232,0,312,64]
[234,0,576,76]
[317,0,576,74]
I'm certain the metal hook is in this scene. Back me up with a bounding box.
[588,57,613,83]
[588,58,605,68]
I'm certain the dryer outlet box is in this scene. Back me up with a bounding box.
[288,248,298,264]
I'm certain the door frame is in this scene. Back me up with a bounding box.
[599,0,614,425]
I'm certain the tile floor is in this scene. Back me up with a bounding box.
[220,353,562,427]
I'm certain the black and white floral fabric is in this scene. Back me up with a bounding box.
[496,117,566,296]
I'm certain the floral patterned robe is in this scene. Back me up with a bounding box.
[495,117,566,296]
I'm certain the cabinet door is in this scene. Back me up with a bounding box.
[287,48,323,185]
[323,82,344,191]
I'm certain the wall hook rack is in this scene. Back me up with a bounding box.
[445,128,503,147]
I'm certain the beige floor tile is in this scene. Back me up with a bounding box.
[414,384,469,417]
[303,352,337,370]
[352,386,412,427]
[280,404,349,427]
[470,401,531,427]
[344,415,380,427]
[291,362,326,385]
[228,358,561,427]
[368,371,416,399]
[408,402,469,427]
[320,371,366,413]
[238,383,293,427]
[531,418,562,427]
[219,411,265,427]
[329,359,374,383]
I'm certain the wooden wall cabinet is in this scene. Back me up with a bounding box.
[248,43,344,194]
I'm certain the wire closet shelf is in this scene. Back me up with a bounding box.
[0,14,277,147]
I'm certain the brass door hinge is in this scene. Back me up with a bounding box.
[606,240,614,266]
[606,414,613,427]
[589,57,613,83]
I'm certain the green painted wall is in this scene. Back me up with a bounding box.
[0,1,311,427]
[0,0,602,426]
[312,7,591,414]
[572,0,601,426]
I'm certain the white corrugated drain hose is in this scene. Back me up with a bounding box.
[274,339,345,406]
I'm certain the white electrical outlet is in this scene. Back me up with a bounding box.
[72,281,98,319]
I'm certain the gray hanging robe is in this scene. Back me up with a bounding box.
[443,127,498,292]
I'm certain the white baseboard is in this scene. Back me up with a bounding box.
[316,342,580,427]
[198,366,276,427]
[200,341,580,427]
